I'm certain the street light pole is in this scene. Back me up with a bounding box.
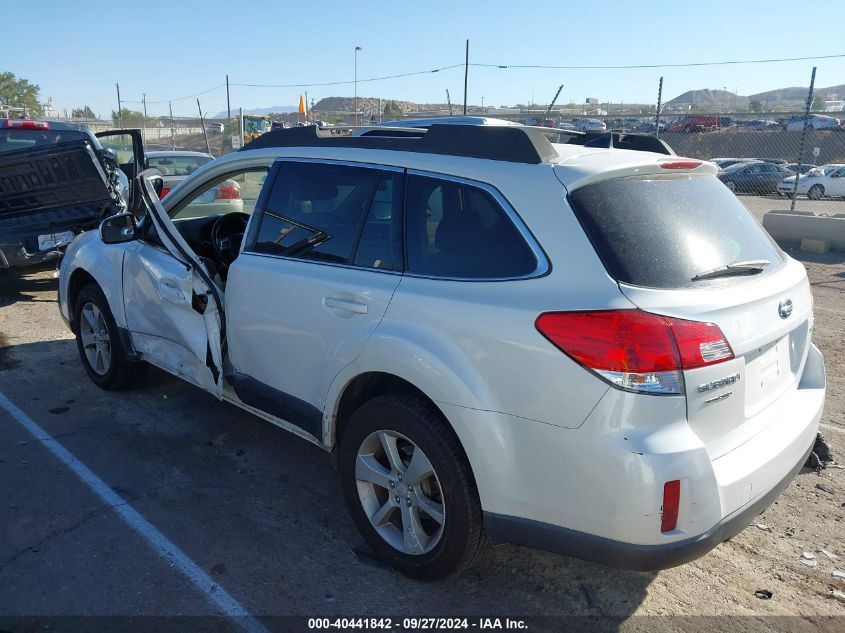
[354,46,362,125]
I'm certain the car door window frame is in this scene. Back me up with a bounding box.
[402,168,549,282]
[243,157,405,276]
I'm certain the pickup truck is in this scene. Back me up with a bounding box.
[0,119,147,271]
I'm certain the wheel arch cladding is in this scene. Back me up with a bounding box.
[67,268,99,332]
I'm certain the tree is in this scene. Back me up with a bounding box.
[0,72,43,116]
[749,100,763,114]
[111,108,148,126]
[71,105,97,120]
[383,100,403,116]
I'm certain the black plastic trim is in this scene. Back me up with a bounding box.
[240,124,557,165]
[230,372,323,441]
[484,439,814,571]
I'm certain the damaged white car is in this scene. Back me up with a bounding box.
[58,124,825,580]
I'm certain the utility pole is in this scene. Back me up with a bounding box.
[142,93,147,119]
[197,99,211,155]
[226,74,231,120]
[463,39,469,116]
[446,89,453,116]
[791,67,817,212]
[655,76,664,139]
[169,101,175,151]
[354,46,362,125]
[305,90,309,122]
[115,83,122,127]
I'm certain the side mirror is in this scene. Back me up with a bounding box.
[100,212,138,244]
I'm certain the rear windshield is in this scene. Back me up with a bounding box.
[568,173,784,289]
[0,128,90,154]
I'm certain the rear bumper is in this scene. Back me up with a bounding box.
[484,438,814,571]
[0,208,100,269]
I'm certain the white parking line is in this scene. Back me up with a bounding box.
[0,392,270,633]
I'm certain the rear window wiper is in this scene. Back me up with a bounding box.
[691,259,770,282]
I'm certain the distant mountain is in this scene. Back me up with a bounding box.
[666,89,748,108]
[211,105,298,118]
[749,84,845,104]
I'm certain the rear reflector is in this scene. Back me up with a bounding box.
[658,160,702,170]
[535,310,733,395]
[661,480,681,532]
[5,120,49,129]
[214,185,241,200]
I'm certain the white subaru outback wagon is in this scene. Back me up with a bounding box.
[57,124,826,580]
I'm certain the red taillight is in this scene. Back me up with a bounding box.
[214,185,241,200]
[661,480,681,532]
[658,159,702,170]
[160,186,171,198]
[535,310,733,394]
[5,120,49,129]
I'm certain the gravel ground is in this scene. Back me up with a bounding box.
[0,239,843,631]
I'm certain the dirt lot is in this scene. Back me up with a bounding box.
[0,232,843,631]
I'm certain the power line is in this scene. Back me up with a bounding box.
[470,52,845,71]
[230,64,464,89]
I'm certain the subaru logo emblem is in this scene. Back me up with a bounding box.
[778,299,793,319]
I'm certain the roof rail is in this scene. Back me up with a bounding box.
[567,132,675,156]
[240,124,559,164]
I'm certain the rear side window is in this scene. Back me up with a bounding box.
[254,161,383,265]
[568,174,784,289]
[404,174,537,279]
[0,128,88,154]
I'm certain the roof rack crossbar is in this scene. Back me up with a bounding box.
[240,124,558,164]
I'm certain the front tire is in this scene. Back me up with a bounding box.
[808,184,824,200]
[339,393,485,580]
[74,284,144,389]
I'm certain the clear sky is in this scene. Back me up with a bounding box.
[4,0,845,118]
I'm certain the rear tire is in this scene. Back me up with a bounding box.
[808,184,824,200]
[74,283,145,390]
[725,180,737,192]
[339,393,485,580]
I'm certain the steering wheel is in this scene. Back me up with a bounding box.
[211,212,250,267]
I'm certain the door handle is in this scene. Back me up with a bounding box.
[324,296,368,315]
[159,279,188,304]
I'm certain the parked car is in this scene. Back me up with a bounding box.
[777,163,845,199]
[709,157,748,169]
[0,119,147,271]
[55,124,823,580]
[786,114,840,131]
[631,121,665,134]
[785,163,816,175]
[573,117,607,133]
[146,150,214,197]
[718,160,793,194]
[665,115,719,133]
[205,122,225,134]
[746,119,780,131]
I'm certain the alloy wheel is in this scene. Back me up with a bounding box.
[354,429,445,555]
[79,302,112,375]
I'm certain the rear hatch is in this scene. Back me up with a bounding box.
[562,167,813,459]
[0,130,115,221]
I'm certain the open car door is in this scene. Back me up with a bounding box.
[95,129,148,217]
[130,172,224,397]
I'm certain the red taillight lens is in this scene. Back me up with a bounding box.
[658,160,702,170]
[664,318,733,369]
[5,120,49,129]
[661,480,681,532]
[159,186,171,198]
[214,185,241,200]
[535,310,733,395]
